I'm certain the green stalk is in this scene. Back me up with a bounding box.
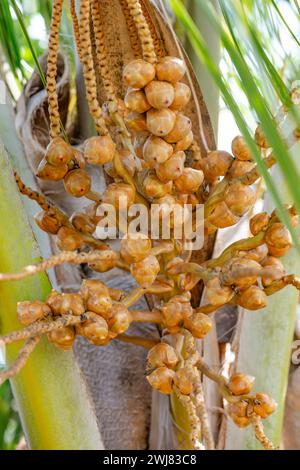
[0,142,103,450]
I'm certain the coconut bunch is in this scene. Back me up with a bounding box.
[3,0,300,450]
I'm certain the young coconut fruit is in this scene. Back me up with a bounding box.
[261,256,285,286]
[174,168,204,193]
[146,366,175,395]
[108,304,132,336]
[146,108,176,137]
[76,312,109,346]
[228,373,255,396]
[264,222,292,257]
[35,210,64,235]
[143,135,173,167]
[237,285,268,310]
[145,80,175,109]
[231,135,252,161]
[17,300,51,326]
[48,326,76,351]
[164,113,192,143]
[143,174,173,198]
[123,59,155,88]
[147,343,179,369]
[197,150,233,183]
[36,159,68,181]
[183,310,213,339]
[224,182,256,217]
[170,82,191,111]
[155,56,186,83]
[56,226,84,251]
[175,130,194,152]
[45,137,74,166]
[63,169,91,197]
[253,393,277,419]
[102,182,135,209]
[130,254,160,287]
[249,212,270,235]
[156,151,185,182]
[120,233,152,263]
[124,88,151,114]
[84,135,116,165]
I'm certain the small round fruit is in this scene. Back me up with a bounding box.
[265,222,292,250]
[156,151,185,182]
[147,343,178,369]
[146,108,176,137]
[231,415,251,428]
[239,244,268,263]
[250,212,270,236]
[17,300,51,326]
[125,112,148,133]
[228,373,255,396]
[183,311,212,339]
[123,59,156,88]
[261,256,285,287]
[224,182,255,216]
[46,290,64,315]
[255,125,269,148]
[80,279,109,300]
[103,183,135,209]
[45,137,74,166]
[108,304,132,336]
[56,226,84,251]
[118,149,136,177]
[228,160,254,178]
[231,135,252,161]
[174,168,204,193]
[170,82,191,111]
[71,212,95,234]
[35,210,62,235]
[164,114,192,143]
[145,80,174,109]
[197,150,233,183]
[48,326,75,351]
[237,285,268,310]
[143,136,173,167]
[156,56,186,83]
[84,135,116,165]
[253,393,277,419]
[86,292,113,317]
[36,159,68,181]
[63,169,91,197]
[120,233,152,263]
[206,277,234,306]
[143,174,173,198]
[59,293,85,316]
[208,202,239,229]
[124,88,151,113]
[221,258,261,289]
[161,299,186,330]
[146,366,175,394]
[76,312,109,346]
[130,254,160,287]
[175,130,193,152]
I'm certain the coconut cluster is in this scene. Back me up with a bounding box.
[17,280,131,350]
